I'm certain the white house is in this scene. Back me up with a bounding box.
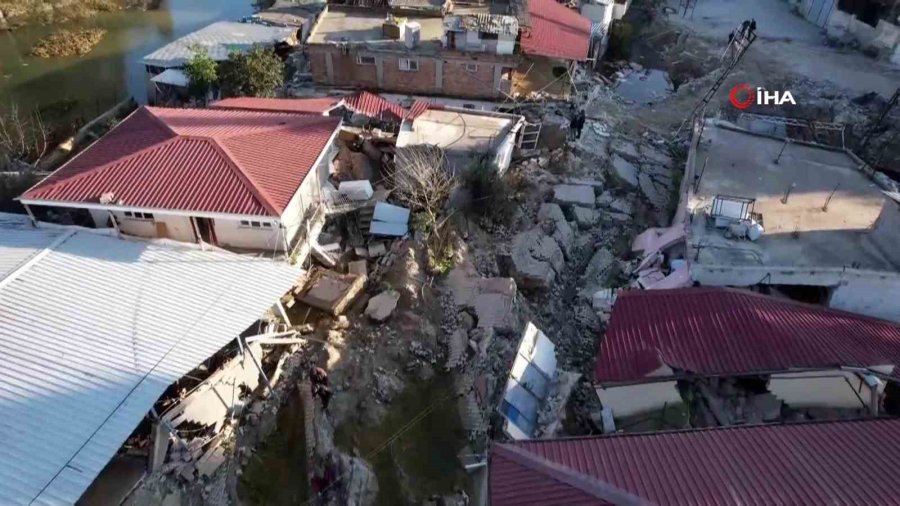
[19,105,341,257]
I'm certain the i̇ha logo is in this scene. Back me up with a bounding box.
[729,83,796,110]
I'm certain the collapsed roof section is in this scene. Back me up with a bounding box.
[0,214,302,505]
[595,287,900,384]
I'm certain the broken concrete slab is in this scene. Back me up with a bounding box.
[610,138,639,159]
[640,144,674,166]
[196,445,226,477]
[537,203,574,258]
[473,292,516,333]
[348,260,368,277]
[580,248,616,298]
[368,242,387,257]
[507,229,565,290]
[298,268,366,316]
[572,206,596,229]
[610,154,639,187]
[552,184,595,208]
[365,289,400,322]
[639,172,670,208]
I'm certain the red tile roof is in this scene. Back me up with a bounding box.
[491,419,900,506]
[342,91,406,122]
[210,96,341,114]
[521,0,592,61]
[212,92,407,122]
[22,107,340,216]
[595,288,900,384]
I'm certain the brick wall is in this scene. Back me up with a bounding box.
[441,58,501,99]
[309,45,516,100]
[381,54,438,93]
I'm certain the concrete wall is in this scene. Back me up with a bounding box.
[581,1,614,30]
[112,211,157,239]
[691,264,900,323]
[830,276,900,322]
[768,371,868,409]
[612,0,631,20]
[595,381,683,418]
[213,218,283,251]
[280,140,337,245]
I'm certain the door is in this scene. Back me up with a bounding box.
[193,217,217,245]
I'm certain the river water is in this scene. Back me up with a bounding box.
[0,0,255,124]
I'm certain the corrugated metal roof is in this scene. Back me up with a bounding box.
[22,107,340,217]
[595,288,900,384]
[0,214,64,283]
[520,0,592,61]
[491,419,900,506]
[342,91,406,122]
[0,221,301,505]
[141,21,296,68]
[211,96,342,114]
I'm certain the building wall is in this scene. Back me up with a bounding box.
[280,140,337,245]
[830,276,900,322]
[309,45,516,99]
[213,218,283,251]
[155,214,195,242]
[768,371,869,409]
[594,381,683,418]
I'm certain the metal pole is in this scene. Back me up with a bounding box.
[774,138,790,164]
[781,182,796,204]
[822,183,839,212]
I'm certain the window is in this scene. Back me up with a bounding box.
[240,220,273,229]
[123,211,154,220]
[357,55,376,65]
[480,33,499,41]
[399,58,419,72]
[464,62,479,73]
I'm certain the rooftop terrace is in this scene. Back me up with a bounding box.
[307,7,444,47]
[687,122,900,272]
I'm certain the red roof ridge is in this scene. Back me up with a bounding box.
[206,137,282,217]
[493,443,650,505]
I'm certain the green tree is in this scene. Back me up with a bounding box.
[182,50,218,104]
[219,46,284,98]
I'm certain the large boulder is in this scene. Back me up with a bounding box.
[508,229,565,290]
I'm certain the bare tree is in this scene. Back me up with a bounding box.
[388,145,457,225]
[0,106,50,171]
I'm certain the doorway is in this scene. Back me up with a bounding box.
[193,217,218,245]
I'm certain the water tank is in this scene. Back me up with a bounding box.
[404,22,421,49]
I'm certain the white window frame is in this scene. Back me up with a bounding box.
[357,55,376,65]
[465,62,479,73]
[123,211,154,221]
[399,58,419,72]
[239,220,274,229]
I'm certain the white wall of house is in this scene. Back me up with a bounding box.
[612,0,631,20]
[595,381,683,418]
[213,218,283,251]
[497,33,516,55]
[830,276,900,323]
[581,0,614,30]
[113,211,157,238]
[280,140,337,247]
[768,371,869,409]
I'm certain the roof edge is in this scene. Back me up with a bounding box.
[492,443,651,506]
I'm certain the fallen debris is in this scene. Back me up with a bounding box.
[365,289,400,322]
[296,268,366,316]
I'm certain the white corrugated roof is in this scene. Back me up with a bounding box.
[150,68,190,87]
[0,216,301,505]
[141,21,296,68]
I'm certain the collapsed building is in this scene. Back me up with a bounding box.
[490,418,900,505]
[0,213,302,505]
[632,118,900,322]
[594,287,900,431]
[305,0,594,100]
[795,0,900,65]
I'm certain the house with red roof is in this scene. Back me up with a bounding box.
[305,0,593,101]
[490,418,900,506]
[593,287,900,430]
[211,90,409,124]
[18,104,342,254]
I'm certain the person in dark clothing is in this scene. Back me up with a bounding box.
[728,31,734,44]
[310,366,328,386]
[749,19,757,36]
[319,385,333,410]
[569,113,580,140]
[740,19,750,37]
[572,110,586,140]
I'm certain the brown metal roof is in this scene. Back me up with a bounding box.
[595,288,900,384]
[491,419,900,506]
